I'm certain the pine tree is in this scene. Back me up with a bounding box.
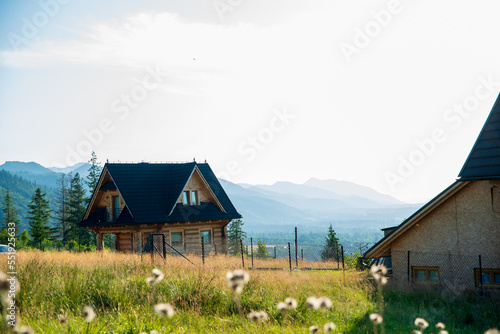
[321,224,340,261]
[1,190,20,244]
[255,238,270,259]
[86,151,102,196]
[227,219,247,255]
[67,173,94,247]
[54,174,70,245]
[27,187,51,248]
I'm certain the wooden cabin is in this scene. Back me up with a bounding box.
[364,94,500,291]
[79,162,242,253]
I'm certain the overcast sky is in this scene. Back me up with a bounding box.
[1,0,500,203]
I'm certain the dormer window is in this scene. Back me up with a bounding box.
[191,191,198,205]
[182,190,199,205]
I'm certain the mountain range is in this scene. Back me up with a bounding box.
[0,161,421,235]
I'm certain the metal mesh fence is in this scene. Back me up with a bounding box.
[146,232,362,271]
[390,250,500,294]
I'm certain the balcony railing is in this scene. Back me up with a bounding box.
[97,207,123,222]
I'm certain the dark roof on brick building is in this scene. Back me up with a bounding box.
[458,93,500,181]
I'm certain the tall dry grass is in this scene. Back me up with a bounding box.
[3,250,498,333]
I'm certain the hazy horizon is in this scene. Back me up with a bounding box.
[1,1,499,204]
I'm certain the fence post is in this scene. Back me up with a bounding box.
[295,227,298,268]
[163,234,166,262]
[250,238,254,269]
[301,248,304,261]
[201,237,205,266]
[407,250,410,283]
[214,244,217,256]
[479,254,483,296]
[337,247,340,270]
[288,242,292,272]
[274,246,277,259]
[150,235,154,264]
[341,245,345,282]
[240,239,245,268]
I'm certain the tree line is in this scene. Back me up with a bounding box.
[0,152,102,250]
[227,219,342,261]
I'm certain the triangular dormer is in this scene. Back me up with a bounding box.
[174,166,226,213]
[83,167,129,223]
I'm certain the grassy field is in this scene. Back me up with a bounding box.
[2,250,499,333]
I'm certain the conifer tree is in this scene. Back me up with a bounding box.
[1,190,20,243]
[255,238,271,259]
[27,187,51,248]
[321,224,340,261]
[227,219,247,255]
[67,173,94,247]
[86,151,102,197]
[54,174,70,245]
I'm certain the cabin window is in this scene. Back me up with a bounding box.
[191,191,198,205]
[182,190,199,205]
[200,231,211,244]
[183,191,189,205]
[475,269,500,288]
[112,196,120,220]
[412,267,440,284]
[171,232,182,245]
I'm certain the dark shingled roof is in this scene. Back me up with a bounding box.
[458,93,500,180]
[79,162,241,227]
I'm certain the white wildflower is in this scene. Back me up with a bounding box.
[414,317,429,329]
[226,270,250,294]
[436,322,446,330]
[369,313,383,324]
[306,297,320,310]
[323,322,336,332]
[309,325,319,333]
[154,303,174,317]
[284,297,297,309]
[247,310,268,324]
[82,306,95,323]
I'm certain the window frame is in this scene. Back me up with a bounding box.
[200,230,211,244]
[183,191,190,205]
[191,190,198,205]
[171,232,182,246]
[475,268,500,289]
[412,266,440,284]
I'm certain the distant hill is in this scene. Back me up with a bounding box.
[0,161,92,190]
[0,161,421,236]
[0,170,57,232]
[304,178,402,205]
[221,179,420,234]
[48,162,88,174]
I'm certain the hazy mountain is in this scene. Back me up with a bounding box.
[0,170,57,231]
[0,161,420,235]
[221,179,420,233]
[0,161,92,189]
[0,161,61,189]
[47,162,88,174]
[304,178,402,205]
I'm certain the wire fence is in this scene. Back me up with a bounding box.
[390,250,500,295]
[146,228,364,271]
